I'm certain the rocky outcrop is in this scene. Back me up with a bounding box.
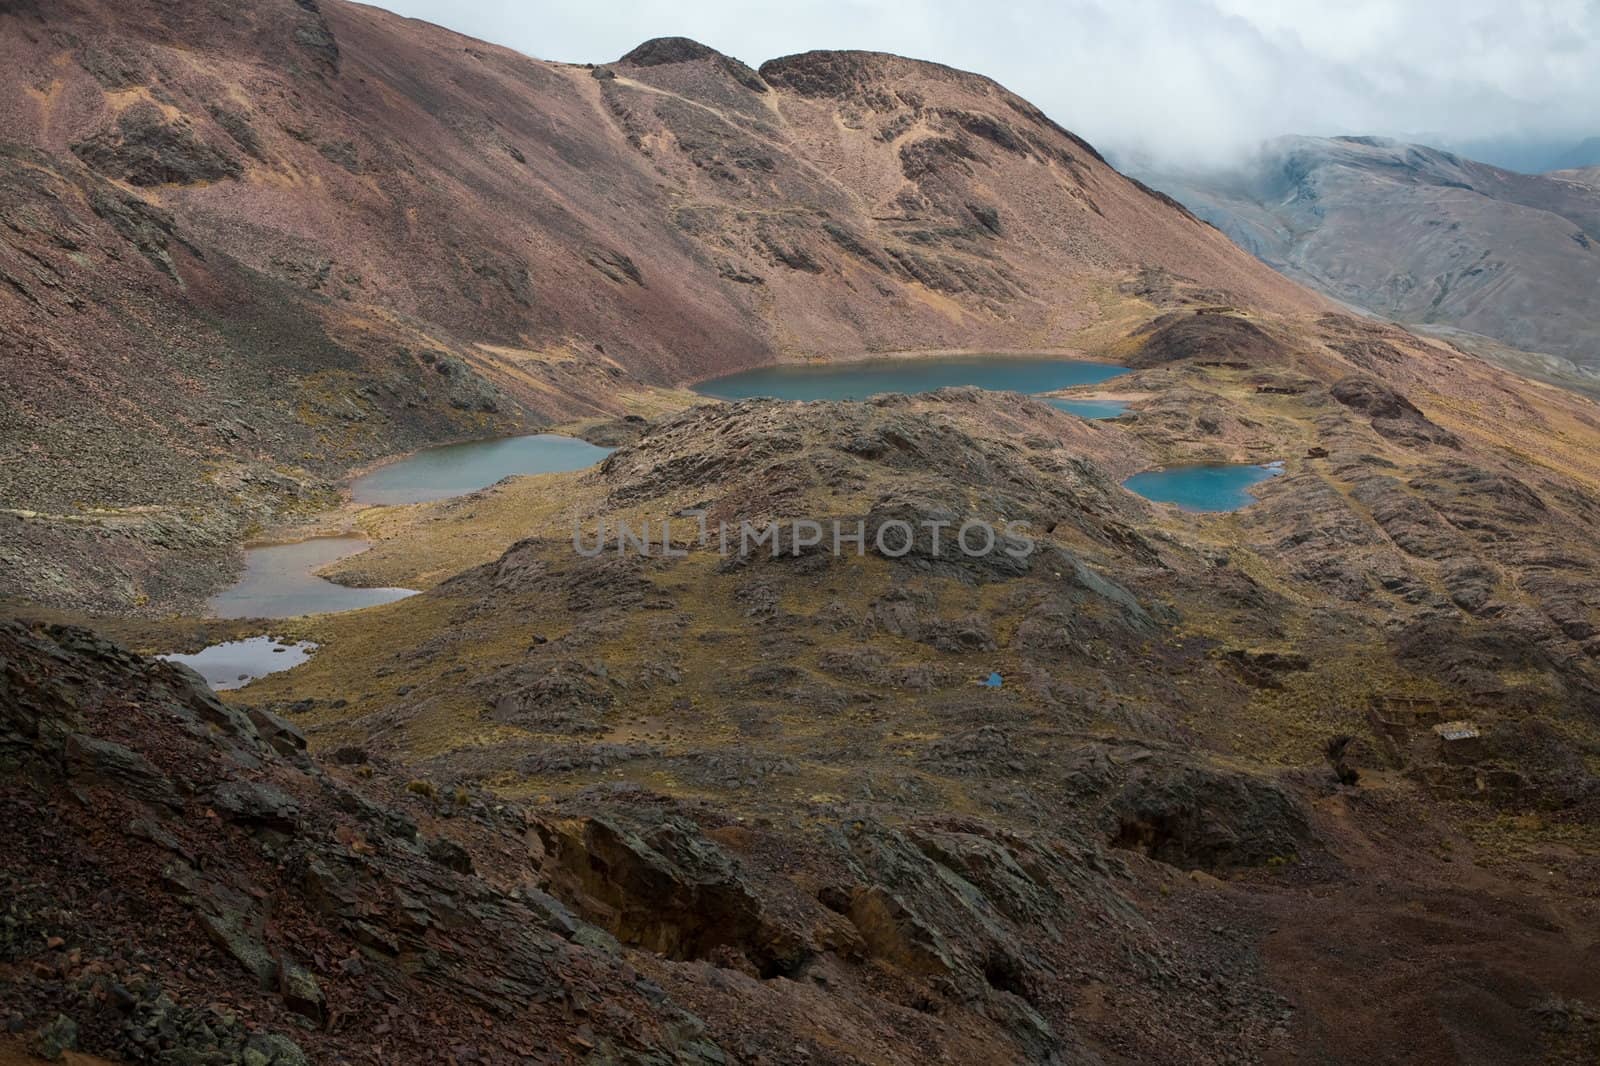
[1331,376,1459,448]
[1104,758,1313,869]
[1127,310,1284,369]
[72,104,243,187]
[616,34,767,91]
[0,621,729,1064]
[537,813,818,976]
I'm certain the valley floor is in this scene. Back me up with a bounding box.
[7,304,1600,1063]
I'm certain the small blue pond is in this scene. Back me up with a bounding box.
[352,434,613,506]
[1043,398,1128,420]
[695,355,1126,402]
[1123,462,1285,512]
[160,637,319,691]
[207,537,418,619]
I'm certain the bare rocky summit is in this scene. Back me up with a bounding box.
[0,1,1317,614]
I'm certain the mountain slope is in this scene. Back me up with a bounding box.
[0,4,1314,476]
[128,305,1600,1064]
[1552,165,1600,191]
[6,5,1600,1062]
[1142,136,1600,392]
[0,0,1317,611]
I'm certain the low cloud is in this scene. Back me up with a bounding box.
[370,0,1600,169]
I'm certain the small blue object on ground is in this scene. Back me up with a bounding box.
[982,672,1003,688]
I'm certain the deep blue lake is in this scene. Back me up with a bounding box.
[352,434,613,506]
[695,355,1126,401]
[1123,463,1284,512]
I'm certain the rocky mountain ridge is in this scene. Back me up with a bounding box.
[0,0,1319,614]
[1140,136,1600,395]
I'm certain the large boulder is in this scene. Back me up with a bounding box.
[1103,757,1313,869]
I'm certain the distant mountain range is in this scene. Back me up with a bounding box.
[1547,136,1600,172]
[1434,135,1600,175]
[1140,136,1600,394]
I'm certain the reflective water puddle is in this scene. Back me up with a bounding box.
[160,636,318,691]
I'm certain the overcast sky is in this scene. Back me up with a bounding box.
[366,0,1600,171]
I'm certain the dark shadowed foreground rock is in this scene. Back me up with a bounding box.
[1104,757,1312,869]
[0,620,1321,1064]
[0,622,725,1064]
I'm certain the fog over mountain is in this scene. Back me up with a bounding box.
[1141,135,1600,394]
[371,0,1600,169]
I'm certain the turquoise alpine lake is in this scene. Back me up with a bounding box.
[1122,463,1285,512]
[207,537,418,619]
[159,636,319,691]
[1042,398,1128,419]
[205,436,609,621]
[694,355,1127,401]
[352,433,613,506]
